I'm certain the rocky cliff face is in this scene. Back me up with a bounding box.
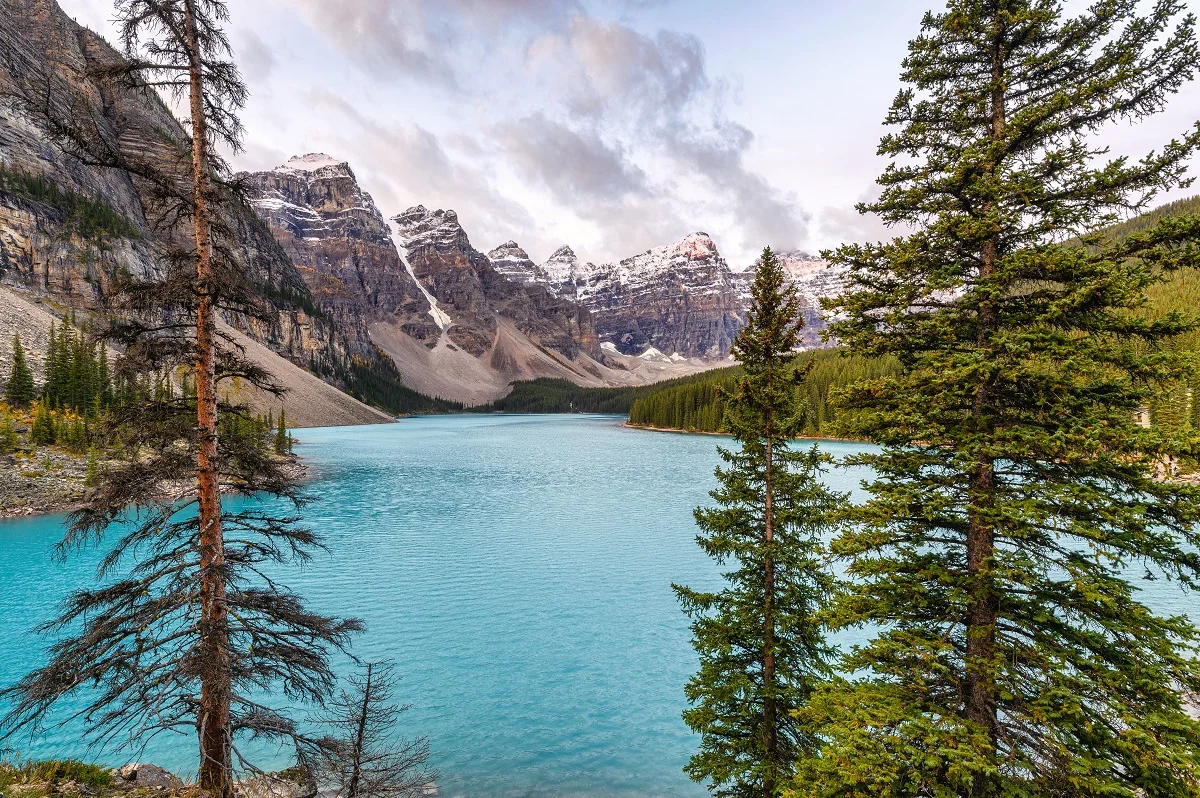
[394,206,599,360]
[242,154,439,357]
[534,232,744,358]
[732,250,846,348]
[0,0,358,377]
[486,241,544,284]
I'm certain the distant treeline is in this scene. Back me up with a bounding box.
[468,370,749,415]
[1098,196,1200,445]
[314,346,465,416]
[627,350,900,436]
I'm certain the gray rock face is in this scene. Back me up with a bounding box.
[486,240,544,283]
[533,233,744,358]
[0,0,361,378]
[111,764,183,791]
[394,207,600,360]
[242,155,439,353]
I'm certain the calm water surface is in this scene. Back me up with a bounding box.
[0,415,1194,797]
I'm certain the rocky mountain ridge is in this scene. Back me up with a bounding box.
[732,250,846,348]
[241,153,439,356]
[489,232,847,359]
[0,0,844,415]
[0,0,393,422]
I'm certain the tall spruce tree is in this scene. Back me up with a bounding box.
[675,248,842,798]
[4,333,35,408]
[0,2,362,796]
[795,2,1200,796]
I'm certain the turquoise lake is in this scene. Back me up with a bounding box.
[0,414,1195,797]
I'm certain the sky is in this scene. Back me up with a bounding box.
[55,0,1200,268]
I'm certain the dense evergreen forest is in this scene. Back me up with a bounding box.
[626,350,899,436]
[468,370,736,414]
[1107,196,1200,443]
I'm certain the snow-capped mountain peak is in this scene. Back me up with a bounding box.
[277,153,349,174]
[486,241,543,283]
[392,205,473,252]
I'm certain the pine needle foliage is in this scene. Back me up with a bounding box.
[0,2,362,795]
[4,333,36,408]
[316,662,437,798]
[796,2,1200,796]
[675,248,843,798]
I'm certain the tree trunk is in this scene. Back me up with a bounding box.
[347,663,372,798]
[963,12,1005,797]
[762,362,777,798]
[184,3,231,796]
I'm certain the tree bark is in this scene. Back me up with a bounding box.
[184,3,231,796]
[962,10,1005,797]
[347,663,372,798]
[762,357,777,798]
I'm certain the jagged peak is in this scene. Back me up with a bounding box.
[276,153,350,174]
[619,231,724,270]
[488,240,530,260]
[547,245,578,261]
[395,205,461,226]
[391,206,472,250]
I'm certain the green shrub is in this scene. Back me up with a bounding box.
[0,413,18,453]
[29,403,56,446]
[25,760,112,789]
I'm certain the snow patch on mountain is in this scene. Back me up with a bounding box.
[390,221,452,331]
[486,241,544,283]
[278,153,348,173]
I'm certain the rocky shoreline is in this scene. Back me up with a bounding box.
[0,446,91,519]
[0,448,310,521]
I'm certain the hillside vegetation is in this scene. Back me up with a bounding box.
[469,370,735,415]
[1111,196,1200,440]
[628,350,900,436]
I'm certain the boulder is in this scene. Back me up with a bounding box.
[111,763,182,791]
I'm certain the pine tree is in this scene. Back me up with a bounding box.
[5,334,36,408]
[1,2,361,796]
[317,662,437,798]
[675,248,842,798]
[275,407,289,455]
[29,402,57,446]
[798,2,1200,796]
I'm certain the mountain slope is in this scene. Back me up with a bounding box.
[0,0,405,424]
[534,233,745,358]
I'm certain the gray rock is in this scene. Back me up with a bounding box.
[111,764,182,791]
[237,769,317,798]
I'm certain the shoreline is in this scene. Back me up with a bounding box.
[623,421,858,443]
[1,454,310,522]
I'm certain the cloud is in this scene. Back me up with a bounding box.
[493,114,647,202]
[303,89,539,252]
[814,184,913,250]
[235,29,277,83]
[282,0,458,84]
[268,0,808,264]
[525,14,805,255]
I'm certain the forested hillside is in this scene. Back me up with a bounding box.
[1111,196,1200,441]
[619,196,1200,440]
[470,370,733,414]
[627,350,899,436]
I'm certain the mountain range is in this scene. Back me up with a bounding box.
[0,0,847,418]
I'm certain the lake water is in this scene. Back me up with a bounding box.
[0,415,1195,797]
